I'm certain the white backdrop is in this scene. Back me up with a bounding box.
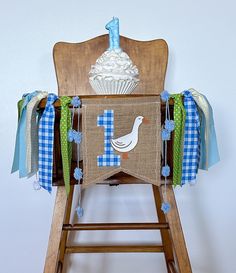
[0,0,236,272]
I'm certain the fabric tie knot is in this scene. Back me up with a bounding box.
[45,93,58,107]
[183,90,192,98]
[60,96,72,107]
[22,91,39,107]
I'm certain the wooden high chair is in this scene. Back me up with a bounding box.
[43,35,192,273]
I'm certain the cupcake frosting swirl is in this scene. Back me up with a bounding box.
[89,49,139,81]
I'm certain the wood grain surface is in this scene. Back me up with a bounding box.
[53,35,168,96]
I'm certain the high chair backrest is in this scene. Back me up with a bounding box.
[53,34,168,96]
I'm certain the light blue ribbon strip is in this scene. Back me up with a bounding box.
[11,91,39,177]
[190,89,220,170]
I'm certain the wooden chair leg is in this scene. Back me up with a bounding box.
[57,185,74,272]
[43,186,72,273]
[160,185,192,273]
[152,185,175,273]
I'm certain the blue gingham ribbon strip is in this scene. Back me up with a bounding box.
[181,90,200,185]
[38,93,58,192]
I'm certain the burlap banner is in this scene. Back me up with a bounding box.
[82,96,161,187]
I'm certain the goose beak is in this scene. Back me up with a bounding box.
[143,117,150,124]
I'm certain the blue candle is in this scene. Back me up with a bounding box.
[105,17,120,50]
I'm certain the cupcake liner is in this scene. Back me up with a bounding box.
[89,78,139,95]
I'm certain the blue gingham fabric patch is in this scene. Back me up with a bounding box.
[181,91,200,185]
[97,109,121,167]
[38,93,58,192]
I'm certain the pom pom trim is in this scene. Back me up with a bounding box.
[71,96,81,108]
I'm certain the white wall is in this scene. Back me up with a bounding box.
[0,0,235,272]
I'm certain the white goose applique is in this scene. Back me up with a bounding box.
[111,116,149,159]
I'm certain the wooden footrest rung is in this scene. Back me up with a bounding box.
[63,222,169,231]
[65,244,164,253]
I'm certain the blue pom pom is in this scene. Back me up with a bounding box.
[73,131,82,144]
[75,206,84,218]
[162,165,170,177]
[161,202,171,214]
[71,96,81,107]
[161,128,171,141]
[160,90,170,102]
[67,129,74,142]
[165,119,175,132]
[74,167,83,180]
